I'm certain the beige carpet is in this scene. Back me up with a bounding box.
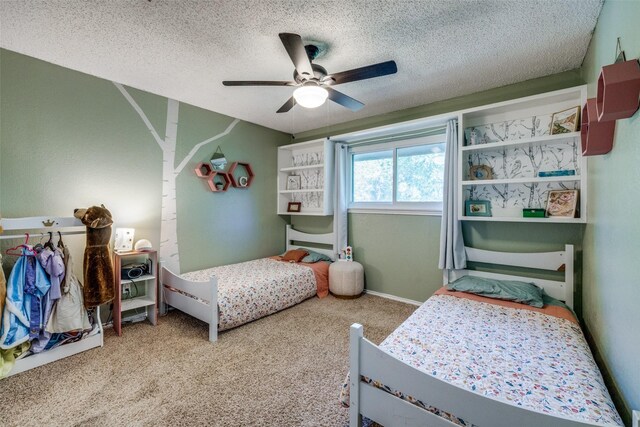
[1,294,416,426]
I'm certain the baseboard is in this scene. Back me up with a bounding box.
[364,290,422,306]
[582,322,632,426]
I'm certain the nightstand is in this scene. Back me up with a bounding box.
[113,250,158,336]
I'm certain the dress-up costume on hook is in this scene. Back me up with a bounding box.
[46,245,91,333]
[0,248,51,350]
[74,205,115,307]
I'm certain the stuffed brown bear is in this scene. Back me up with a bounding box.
[74,205,115,307]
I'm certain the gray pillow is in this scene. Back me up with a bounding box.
[301,249,333,263]
[446,275,544,308]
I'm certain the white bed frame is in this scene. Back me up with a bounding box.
[159,225,335,343]
[349,245,622,427]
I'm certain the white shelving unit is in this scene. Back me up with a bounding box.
[113,250,158,336]
[277,138,334,216]
[458,86,588,223]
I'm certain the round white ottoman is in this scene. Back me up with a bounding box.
[329,261,364,298]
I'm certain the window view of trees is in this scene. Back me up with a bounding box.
[397,143,445,202]
[352,150,393,202]
[351,143,445,205]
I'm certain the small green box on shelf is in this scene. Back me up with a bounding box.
[523,208,546,218]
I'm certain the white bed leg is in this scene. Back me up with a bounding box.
[350,323,363,427]
[208,276,218,343]
[158,262,167,316]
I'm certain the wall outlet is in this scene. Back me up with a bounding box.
[122,283,131,295]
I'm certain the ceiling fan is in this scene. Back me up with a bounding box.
[222,33,398,113]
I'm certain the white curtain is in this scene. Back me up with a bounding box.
[438,120,467,270]
[333,142,348,258]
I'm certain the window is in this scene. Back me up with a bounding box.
[348,135,445,213]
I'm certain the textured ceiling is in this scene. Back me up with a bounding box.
[0,0,602,134]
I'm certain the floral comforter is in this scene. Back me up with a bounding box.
[181,258,317,331]
[340,294,623,426]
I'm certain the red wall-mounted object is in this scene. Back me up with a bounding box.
[596,59,640,121]
[228,162,254,188]
[581,98,616,156]
[194,162,214,178]
[206,172,231,192]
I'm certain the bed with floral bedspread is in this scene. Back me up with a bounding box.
[340,290,623,426]
[181,257,328,331]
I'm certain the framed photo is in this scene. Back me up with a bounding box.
[469,165,493,180]
[465,200,492,217]
[287,202,302,213]
[546,189,578,218]
[550,106,580,135]
[286,175,301,190]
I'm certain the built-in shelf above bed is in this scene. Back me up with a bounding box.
[277,139,334,216]
[458,86,588,223]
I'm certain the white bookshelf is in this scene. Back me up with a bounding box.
[458,86,588,223]
[277,138,334,216]
[460,132,580,152]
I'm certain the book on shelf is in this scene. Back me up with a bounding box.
[537,169,576,177]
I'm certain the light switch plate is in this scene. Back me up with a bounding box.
[632,410,639,427]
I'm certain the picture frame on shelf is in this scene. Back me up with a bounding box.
[465,200,492,217]
[546,189,579,218]
[469,165,493,180]
[287,202,302,213]
[550,106,580,135]
[286,175,301,190]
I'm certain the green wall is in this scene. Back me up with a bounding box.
[0,49,290,274]
[293,2,639,421]
[293,71,587,303]
[580,0,640,423]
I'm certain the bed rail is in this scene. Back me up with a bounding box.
[286,224,336,260]
[350,323,610,427]
[159,263,218,342]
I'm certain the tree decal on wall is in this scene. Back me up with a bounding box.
[114,82,240,273]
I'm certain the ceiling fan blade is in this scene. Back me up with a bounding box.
[223,80,296,86]
[279,33,314,79]
[326,87,364,112]
[276,97,296,113]
[327,60,397,85]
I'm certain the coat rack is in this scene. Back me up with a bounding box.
[0,216,104,378]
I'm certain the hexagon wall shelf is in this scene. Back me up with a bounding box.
[194,162,213,178]
[228,162,254,188]
[206,171,231,192]
[596,59,640,121]
[581,98,616,156]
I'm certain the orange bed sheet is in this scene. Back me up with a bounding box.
[271,256,330,298]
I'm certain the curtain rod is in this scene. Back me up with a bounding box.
[335,124,448,148]
[0,230,86,241]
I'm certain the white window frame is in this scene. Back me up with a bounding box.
[347,134,445,215]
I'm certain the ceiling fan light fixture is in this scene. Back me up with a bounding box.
[293,83,328,108]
